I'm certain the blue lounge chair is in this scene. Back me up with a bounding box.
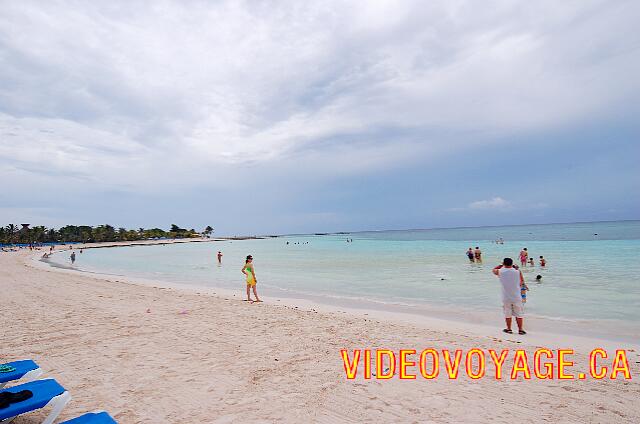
[0,378,70,424]
[0,360,43,389]
[61,411,117,423]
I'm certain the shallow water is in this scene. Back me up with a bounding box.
[49,221,640,342]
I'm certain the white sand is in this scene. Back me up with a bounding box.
[1,245,639,423]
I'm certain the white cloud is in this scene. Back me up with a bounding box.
[469,197,512,210]
[1,0,638,177]
[447,198,551,213]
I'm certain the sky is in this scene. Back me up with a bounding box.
[1,0,639,235]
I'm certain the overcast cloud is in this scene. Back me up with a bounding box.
[1,0,638,234]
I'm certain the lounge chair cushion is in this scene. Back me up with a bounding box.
[0,379,65,420]
[61,411,117,423]
[0,360,39,384]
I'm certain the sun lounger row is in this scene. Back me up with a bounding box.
[0,359,116,423]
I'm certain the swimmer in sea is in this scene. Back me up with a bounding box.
[528,257,534,266]
[539,256,546,267]
[519,248,528,267]
[242,255,261,303]
[467,248,475,262]
[474,246,482,263]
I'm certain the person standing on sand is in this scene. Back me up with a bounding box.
[242,255,261,303]
[519,248,528,266]
[70,251,76,264]
[217,251,223,264]
[474,246,482,262]
[492,258,526,335]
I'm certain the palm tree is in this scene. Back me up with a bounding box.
[204,226,214,238]
[5,224,17,244]
[31,226,47,243]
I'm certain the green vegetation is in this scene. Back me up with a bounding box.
[0,224,214,245]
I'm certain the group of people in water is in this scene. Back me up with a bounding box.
[518,247,546,267]
[36,245,83,261]
[67,248,83,263]
[466,245,547,268]
[466,247,483,262]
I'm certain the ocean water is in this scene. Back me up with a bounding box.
[48,221,640,342]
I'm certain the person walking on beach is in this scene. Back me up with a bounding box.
[70,251,76,264]
[474,246,482,262]
[492,258,526,335]
[217,251,223,264]
[466,248,475,262]
[519,248,528,266]
[242,255,261,303]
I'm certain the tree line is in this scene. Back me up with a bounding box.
[0,224,214,245]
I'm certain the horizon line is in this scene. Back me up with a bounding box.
[262,219,640,238]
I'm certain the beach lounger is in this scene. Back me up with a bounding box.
[61,411,117,423]
[0,378,70,424]
[0,360,43,389]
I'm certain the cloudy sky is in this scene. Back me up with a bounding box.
[1,0,638,235]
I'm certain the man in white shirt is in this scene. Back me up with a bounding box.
[492,258,526,335]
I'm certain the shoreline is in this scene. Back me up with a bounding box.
[40,242,640,350]
[3,247,639,422]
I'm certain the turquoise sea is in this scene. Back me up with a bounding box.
[48,221,640,343]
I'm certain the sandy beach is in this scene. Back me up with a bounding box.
[2,244,639,423]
